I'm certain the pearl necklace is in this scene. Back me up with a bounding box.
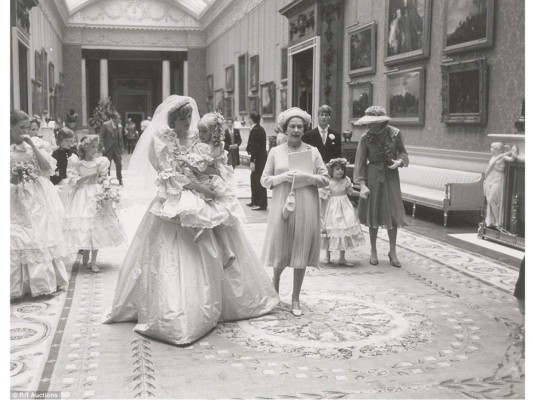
[287,142,303,153]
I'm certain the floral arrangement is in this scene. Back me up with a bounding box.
[327,158,348,168]
[11,161,39,185]
[211,111,226,147]
[95,179,120,212]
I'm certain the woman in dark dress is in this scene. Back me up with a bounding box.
[353,106,409,267]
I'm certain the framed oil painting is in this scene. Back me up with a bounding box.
[280,88,288,112]
[386,66,425,125]
[347,22,376,77]
[441,58,488,125]
[224,96,234,119]
[225,65,234,93]
[349,81,373,122]
[260,82,275,118]
[42,49,48,98]
[249,55,259,93]
[34,51,42,84]
[214,89,224,113]
[49,62,55,92]
[443,0,494,55]
[281,47,288,82]
[248,96,259,114]
[238,53,247,113]
[385,0,432,65]
[207,75,214,98]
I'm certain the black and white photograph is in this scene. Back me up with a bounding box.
[386,66,425,125]
[443,0,495,54]
[6,1,525,399]
[385,0,432,65]
[347,22,376,76]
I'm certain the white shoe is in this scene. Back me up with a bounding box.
[291,301,302,317]
[90,263,100,273]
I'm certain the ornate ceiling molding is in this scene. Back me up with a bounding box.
[39,0,65,38]
[68,0,201,30]
[63,27,205,49]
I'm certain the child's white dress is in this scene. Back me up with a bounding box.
[10,142,68,298]
[63,155,127,251]
[184,142,246,226]
[320,177,365,251]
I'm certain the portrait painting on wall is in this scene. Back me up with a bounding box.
[49,62,55,92]
[207,75,214,98]
[42,49,48,98]
[441,58,488,125]
[386,66,425,125]
[347,22,376,76]
[280,88,288,112]
[349,81,373,122]
[225,65,235,93]
[260,82,275,118]
[34,51,42,84]
[214,89,224,113]
[443,0,494,54]
[238,53,247,113]
[248,96,259,114]
[249,55,259,92]
[385,0,432,65]
[224,96,234,119]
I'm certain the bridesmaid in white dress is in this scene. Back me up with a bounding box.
[10,110,68,299]
[104,95,278,345]
[62,135,127,272]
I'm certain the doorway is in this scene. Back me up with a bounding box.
[292,49,313,115]
[288,37,321,127]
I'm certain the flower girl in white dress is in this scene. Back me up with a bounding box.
[320,158,365,266]
[63,135,127,272]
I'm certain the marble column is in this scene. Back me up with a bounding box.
[183,60,188,96]
[81,58,87,125]
[162,60,170,100]
[100,58,108,100]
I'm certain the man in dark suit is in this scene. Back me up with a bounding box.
[245,112,268,210]
[99,111,123,185]
[224,117,242,168]
[302,104,342,163]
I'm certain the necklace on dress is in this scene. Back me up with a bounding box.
[287,142,303,153]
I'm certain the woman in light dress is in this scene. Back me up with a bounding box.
[261,107,330,316]
[104,95,278,345]
[10,110,68,299]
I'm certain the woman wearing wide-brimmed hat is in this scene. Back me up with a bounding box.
[352,105,409,268]
[261,107,330,316]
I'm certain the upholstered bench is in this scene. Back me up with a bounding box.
[398,165,484,226]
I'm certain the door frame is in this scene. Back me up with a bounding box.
[288,36,321,127]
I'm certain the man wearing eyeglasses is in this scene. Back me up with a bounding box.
[302,104,341,163]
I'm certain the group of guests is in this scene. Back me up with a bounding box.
[11,94,410,346]
[10,110,127,299]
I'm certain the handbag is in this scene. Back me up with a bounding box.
[282,174,296,220]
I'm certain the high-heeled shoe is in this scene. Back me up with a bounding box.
[369,254,378,265]
[90,262,100,273]
[291,301,302,317]
[388,253,402,268]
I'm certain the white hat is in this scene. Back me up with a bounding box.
[353,105,391,126]
[278,107,311,131]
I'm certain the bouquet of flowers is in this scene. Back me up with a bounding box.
[212,111,226,147]
[11,161,39,185]
[95,180,120,212]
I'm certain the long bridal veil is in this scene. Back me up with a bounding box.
[120,95,200,239]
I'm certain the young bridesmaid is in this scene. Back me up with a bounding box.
[63,135,127,272]
[320,158,365,266]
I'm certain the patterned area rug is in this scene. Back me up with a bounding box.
[11,224,524,399]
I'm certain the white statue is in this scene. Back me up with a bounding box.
[483,142,516,228]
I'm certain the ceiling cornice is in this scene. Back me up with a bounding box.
[199,0,234,29]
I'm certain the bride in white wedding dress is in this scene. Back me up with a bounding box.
[103,95,279,345]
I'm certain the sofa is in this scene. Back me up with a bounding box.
[398,165,485,226]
